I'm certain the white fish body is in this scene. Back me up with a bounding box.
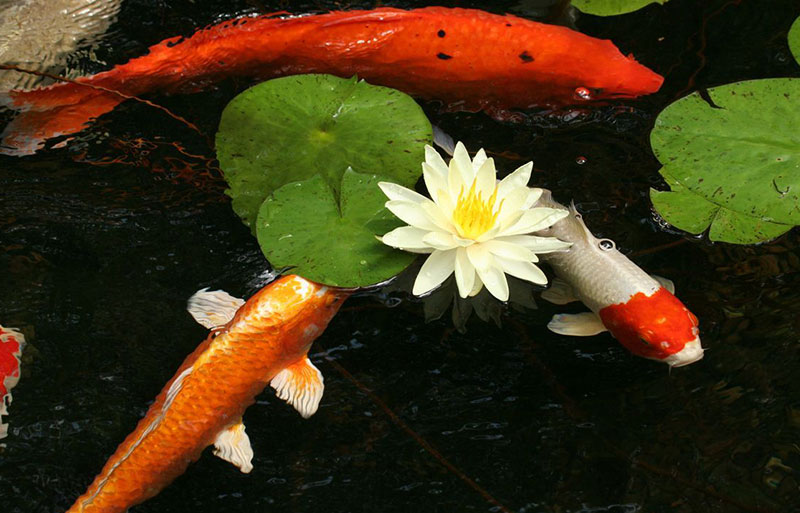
[534,191,704,367]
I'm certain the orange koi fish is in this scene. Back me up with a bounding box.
[535,192,703,367]
[65,275,349,513]
[0,324,25,440]
[0,7,664,155]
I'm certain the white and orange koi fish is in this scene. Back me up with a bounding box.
[65,274,349,513]
[535,191,703,367]
[0,324,25,440]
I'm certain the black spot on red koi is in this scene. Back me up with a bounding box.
[437,30,446,37]
[437,53,452,60]
[166,36,186,48]
[519,51,534,63]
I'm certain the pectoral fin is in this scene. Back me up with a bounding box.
[213,420,254,473]
[187,288,244,329]
[270,357,324,419]
[541,278,579,305]
[651,275,675,294]
[548,312,608,336]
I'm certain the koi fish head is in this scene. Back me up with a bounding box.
[545,37,664,103]
[599,288,703,367]
[205,275,349,357]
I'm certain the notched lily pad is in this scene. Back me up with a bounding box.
[216,74,431,228]
[572,0,669,16]
[256,170,415,288]
[650,78,800,244]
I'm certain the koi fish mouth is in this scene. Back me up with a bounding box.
[662,338,704,368]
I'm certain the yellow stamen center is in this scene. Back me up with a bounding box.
[452,179,502,240]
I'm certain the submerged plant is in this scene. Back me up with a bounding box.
[379,143,571,301]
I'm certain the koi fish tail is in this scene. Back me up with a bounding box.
[0,324,25,440]
[1,81,124,156]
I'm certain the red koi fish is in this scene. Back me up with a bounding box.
[534,192,703,367]
[65,275,349,513]
[0,324,25,440]
[0,7,663,156]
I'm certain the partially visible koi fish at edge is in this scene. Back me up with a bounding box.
[65,274,349,513]
[0,324,25,441]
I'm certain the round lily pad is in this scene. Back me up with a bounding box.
[257,170,414,288]
[790,16,800,65]
[216,74,431,229]
[571,0,668,16]
[650,78,800,244]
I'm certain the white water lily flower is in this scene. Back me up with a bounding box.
[379,142,571,302]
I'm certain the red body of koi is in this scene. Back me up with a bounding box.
[1,7,663,155]
[65,275,348,513]
[0,324,24,440]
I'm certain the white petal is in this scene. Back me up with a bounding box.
[469,280,483,297]
[481,240,535,262]
[421,231,469,251]
[473,157,497,197]
[378,182,428,203]
[496,209,524,233]
[435,187,456,218]
[382,226,432,251]
[413,250,457,296]
[447,158,466,202]
[496,162,532,200]
[522,188,543,210]
[422,162,448,205]
[420,201,456,233]
[474,222,501,243]
[472,148,488,172]
[454,248,476,298]
[424,145,449,177]
[385,200,440,231]
[452,142,475,185]
[466,244,509,301]
[495,256,548,285]
[495,187,531,225]
[498,207,570,237]
[493,235,572,253]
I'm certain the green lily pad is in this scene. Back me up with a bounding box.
[571,0,668,16]
[790,16,800,65]
[650,78,800,244]
[216,74,431,228]
[257,170,414,288]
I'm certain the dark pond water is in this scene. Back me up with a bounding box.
[1,0,799,512]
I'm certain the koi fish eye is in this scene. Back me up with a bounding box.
[598,239,615,251]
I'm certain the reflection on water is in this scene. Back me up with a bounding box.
[0,0,121,90]
[1,0,799,512]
